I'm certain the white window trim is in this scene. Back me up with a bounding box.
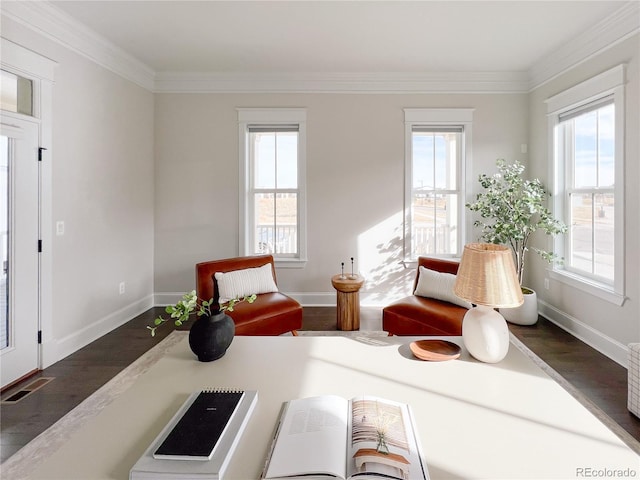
[403,108,473,262]
[237,108,307,267]
[546,64,626,305]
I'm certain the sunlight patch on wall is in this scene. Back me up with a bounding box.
[357,211,414,306]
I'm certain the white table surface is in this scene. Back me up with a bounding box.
[26,335,640,479]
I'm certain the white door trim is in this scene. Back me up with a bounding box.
[1,38,55,370]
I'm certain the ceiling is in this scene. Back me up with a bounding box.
[48,1,629,76]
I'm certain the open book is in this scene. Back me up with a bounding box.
[262,395,429,480]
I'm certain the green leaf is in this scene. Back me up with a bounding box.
[466,159,567,283]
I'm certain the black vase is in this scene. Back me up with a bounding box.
[188,312,235,362]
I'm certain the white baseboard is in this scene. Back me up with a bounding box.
[153,291,397,308]
[43,292,626,373]
[286,291,401,308]
[287,292,333,306]
[41,295,155,368]
[538,300,629,368]
[154,292,187,306]
[154,291,339,307]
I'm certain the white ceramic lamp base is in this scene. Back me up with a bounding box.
[462,305,510,363]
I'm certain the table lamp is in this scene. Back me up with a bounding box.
[453,243,524,363]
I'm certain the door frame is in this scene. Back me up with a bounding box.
[1,38,55,371]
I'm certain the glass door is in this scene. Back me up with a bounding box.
[0,119,39,388]
[1,135,8,350]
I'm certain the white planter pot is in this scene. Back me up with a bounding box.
[500,288,538,326]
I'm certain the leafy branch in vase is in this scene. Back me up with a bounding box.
[147,290,256,336]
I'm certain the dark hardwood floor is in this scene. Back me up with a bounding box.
[1,306,638,464]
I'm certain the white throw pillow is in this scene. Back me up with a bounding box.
[215,263,278,304]
[414,266,472,309]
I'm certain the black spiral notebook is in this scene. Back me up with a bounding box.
[153,389,245,460]
[130,389,258,479]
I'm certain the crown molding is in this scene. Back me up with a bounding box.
[2,1,637,95]
[5,0,528,95]
[528,1,640,91]
[153,71,530,94]
[1,1,155,91]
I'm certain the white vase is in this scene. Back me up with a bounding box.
[501,288,538,325]
[462,305,510,363]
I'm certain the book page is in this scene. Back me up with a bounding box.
[346,397,429,480]
[264,395,349,479]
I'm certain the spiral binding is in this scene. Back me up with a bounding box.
[201,388,244,394]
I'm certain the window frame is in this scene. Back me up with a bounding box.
[238,108,307,267]
[403,108,473,262]
[546,64,625,305]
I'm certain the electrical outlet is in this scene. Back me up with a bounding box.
[119,282,125,295]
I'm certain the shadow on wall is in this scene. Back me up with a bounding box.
[357,212,414,306]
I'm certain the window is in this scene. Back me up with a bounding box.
[238,109,307,265]
[547,65,625,304]
[1,70,33,116]
[559,99,615,280]
[404,109,473,260]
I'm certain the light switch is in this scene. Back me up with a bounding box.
[56,221,65,236]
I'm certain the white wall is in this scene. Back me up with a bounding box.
[4,6,635,369]
[528,33,640,365]
[154,93,528,305]
[1,16,156,365]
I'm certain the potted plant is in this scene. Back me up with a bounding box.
[466,159,567,325]
[148,290,256,361]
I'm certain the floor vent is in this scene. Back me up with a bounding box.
[1,377,54,404]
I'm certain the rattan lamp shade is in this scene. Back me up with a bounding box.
[454,243,524,308]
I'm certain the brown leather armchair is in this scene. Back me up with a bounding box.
[382,257,467,336]
[196,255,302,336]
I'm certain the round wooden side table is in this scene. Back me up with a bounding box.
[331,274,365,331]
